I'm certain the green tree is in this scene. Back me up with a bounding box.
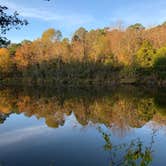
[154,47,166,69]
[135,41,156,68]
[154,47,166,79]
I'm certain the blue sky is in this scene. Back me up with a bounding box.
[2,0,166,42]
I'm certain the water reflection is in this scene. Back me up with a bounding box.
[0,86,165,130]
[0,86,165,166]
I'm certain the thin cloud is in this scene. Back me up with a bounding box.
[0,125,49,146]
[108,0,166,27]
[2,0,94,25]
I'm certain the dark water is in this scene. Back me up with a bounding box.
[0,86,165,166]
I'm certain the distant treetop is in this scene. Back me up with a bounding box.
[127,23,145,31]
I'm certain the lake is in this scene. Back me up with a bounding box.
[0,86,165,166]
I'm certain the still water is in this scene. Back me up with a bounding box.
[0,86,165,166]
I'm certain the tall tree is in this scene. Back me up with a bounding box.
[0,48,11,73]
[72,27,87,42]
[72,27,88,59]
[41,28,62,43]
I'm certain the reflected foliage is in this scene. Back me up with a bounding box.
[0,86,165,131]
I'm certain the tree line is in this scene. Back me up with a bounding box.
[0,23,166,86]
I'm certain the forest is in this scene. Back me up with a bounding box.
[0,23,166,86]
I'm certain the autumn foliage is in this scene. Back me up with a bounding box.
[0,23,166,86]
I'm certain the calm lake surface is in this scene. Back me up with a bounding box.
[0,86,165,166]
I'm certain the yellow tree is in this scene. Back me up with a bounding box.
[41,28,62,43]
[89,29,113,64]
[0,48,11,73]
[14,43,34,69]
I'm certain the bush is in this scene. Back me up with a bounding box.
[154,47,166,79]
